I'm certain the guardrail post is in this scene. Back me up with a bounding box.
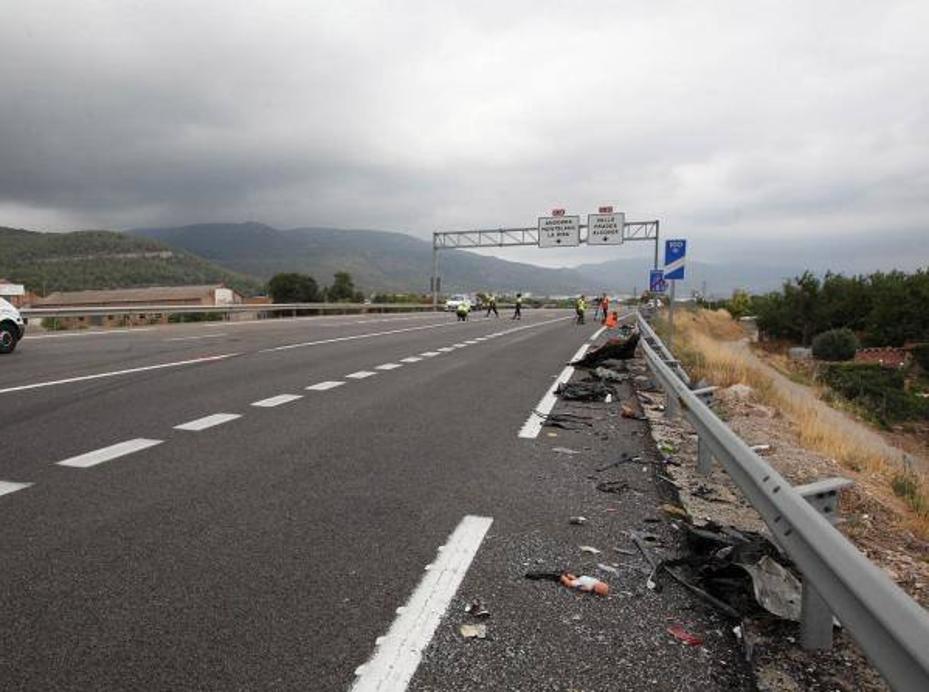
[696,436,714,474]
[801,581,834,650]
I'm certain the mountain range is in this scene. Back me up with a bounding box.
[0,221,803,298]
[128,222,799,296]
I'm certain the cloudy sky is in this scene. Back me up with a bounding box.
[1,1,927,271]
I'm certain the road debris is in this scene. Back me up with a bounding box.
[569,516,588,525]
[571,334,640,367]
[579,545,602,555]
[560,573,609,596]
[740,555,802,622]
[552,446,581,455]
[596,563,620,576]
[593,366,629,383]
[459,624,487,639]
[667,624,704,646]
[596,480,631,495]
[464,599,491,618]
[556,379,615,402]
[660,503,690,520]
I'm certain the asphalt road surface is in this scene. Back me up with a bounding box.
[0,309,750,690]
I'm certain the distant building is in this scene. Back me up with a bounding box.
[33,284,243,328]
[0,279,35,308]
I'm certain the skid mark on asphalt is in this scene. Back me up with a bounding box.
[352,515,493,692]
[56,438,164,468]
[174,413,242,431]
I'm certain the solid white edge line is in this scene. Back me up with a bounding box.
[0,353,240,396]
[352,515,493,692]
[56,438,164,468]
[251,394,303,408]
[518,342,590,439]
[590,326,606,341]
[0,481,34,497]
[174,413,242,431]
[306,381,345,391]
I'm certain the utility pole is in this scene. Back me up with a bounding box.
[431,237,438,311]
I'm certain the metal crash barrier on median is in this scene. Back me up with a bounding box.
[635,310,929,692]
[20,302,440,321]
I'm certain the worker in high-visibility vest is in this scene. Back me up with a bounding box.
[456,301,469,321]
[604,310,619,329]
[512,293,523,320]
[575,295,587,325]
[486,294,499,318]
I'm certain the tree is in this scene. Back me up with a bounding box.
[267,273,319,303]
[726,289,752,320]
[326,271,358,302]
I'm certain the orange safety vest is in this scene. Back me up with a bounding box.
[605,313,618,328]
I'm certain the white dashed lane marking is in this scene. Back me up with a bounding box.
[346,371,377,379]
[165,333,228,342]
[437,347,454,353]
[174,413,242,431]
[56,438,164,468]
[352,515,493,692]
[306,381,345,391]
[0,481,34,498]
[400,357,422,363]
[375,363,402,371]
[251,394,303,408]
[420,351,440,357]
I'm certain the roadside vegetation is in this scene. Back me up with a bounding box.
[656,308,929,537]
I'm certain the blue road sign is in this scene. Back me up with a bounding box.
[649,269,666,293]
[664,239,686,280]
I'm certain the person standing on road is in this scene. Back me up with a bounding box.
[575,295,587,325]
[486,293,499,318]
[456,301,469,321]
[599,294,610,324]
[593,292,605,321]
[512,293,523,320]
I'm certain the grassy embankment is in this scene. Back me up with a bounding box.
[656,308,929,537]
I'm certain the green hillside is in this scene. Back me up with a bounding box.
[0,227,261,296]
[129,222,594,294]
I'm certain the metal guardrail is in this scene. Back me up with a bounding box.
[20,302,439,320]
[635,310,929,691]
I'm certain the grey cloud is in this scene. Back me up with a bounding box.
[0,1,927,276]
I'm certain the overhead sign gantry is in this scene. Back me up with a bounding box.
[430,208,661,307]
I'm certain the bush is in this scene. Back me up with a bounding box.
[812,328,859,361]
[913,344,929,371]
[820,363,929,423]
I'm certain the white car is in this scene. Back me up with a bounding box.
[0,297,26,354]
[445,294,472,312]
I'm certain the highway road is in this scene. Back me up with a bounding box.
[0,309,749,690]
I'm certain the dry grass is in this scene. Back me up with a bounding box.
[659,308,929,538]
